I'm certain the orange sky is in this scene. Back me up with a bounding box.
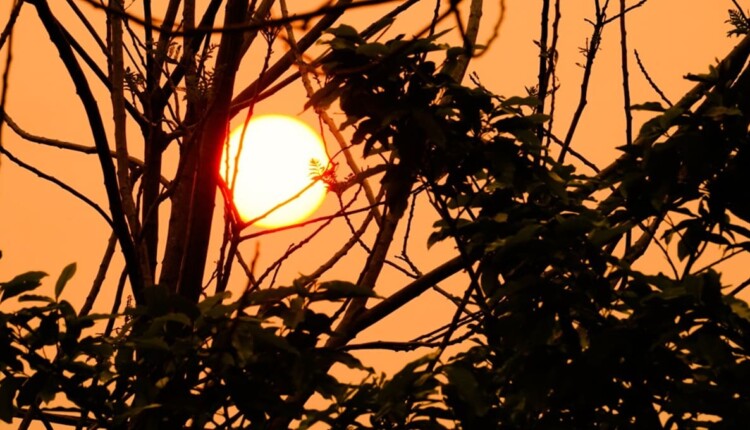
[0,1,744,378]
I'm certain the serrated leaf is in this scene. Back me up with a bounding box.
[1,271,47,302]
[55,263,76,300]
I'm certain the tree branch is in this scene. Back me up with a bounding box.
[28,0,144,302]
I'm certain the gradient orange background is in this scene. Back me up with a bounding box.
[0,0,743,389]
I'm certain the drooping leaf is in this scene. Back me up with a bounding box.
[54,262,76,300]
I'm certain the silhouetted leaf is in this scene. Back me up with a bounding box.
[631,101,666,111]
[1,271,47,302]
[316,281,378,300]
[54,262,76,300]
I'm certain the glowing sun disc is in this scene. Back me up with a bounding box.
[221,115,329,228]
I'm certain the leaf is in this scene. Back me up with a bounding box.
[130,337,170,351]
[443,364,489,417]
[502,95,539,108]
[356,42,388,58]
[117,403,162,420]
[152,312,193,327]
[54,263,76,300]
[17,294,55,303]
[704,105,743,120]
[726,296,750,323]
[282,297,306,329]
[316,281,379,300]
[198,291,232,312]
[1,271,47,302]
[305,82,342,110]
[329,350,372,372]
[325,24,360,39]
[589,223,632,247]
[0,376,23,423]
[630,101,665,112]
[244,286,298,304]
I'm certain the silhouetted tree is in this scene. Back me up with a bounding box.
[3,1,750,429]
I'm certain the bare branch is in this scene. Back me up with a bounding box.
[558,2,610,163]
[79,0,404,37]
[634,49,673,106]
[0,144,113,225]
[2,112,169,184]
[29,0,145,301]
[79,233,118,317]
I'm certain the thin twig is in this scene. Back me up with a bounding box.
[65,0,108,56]
[0,145,113,225]
[558,2,610,163]
[103,269,128,337]
[543,0,561,149]
[30,0,145,301]
[729,276,750,296]
[0,0,22,53]
[109,0,152,286]
[535,0,551,141]
[231,0,424,116]
[603,0,648,25]
[732,0,749,23]
[2,113,156,174]
[474,0,505,57]
[398,193,423,277]
[81,0,402,36]
[79,233,118,317]
[619,0,633,252]
[634,49,673,106]
[0,0,18,166]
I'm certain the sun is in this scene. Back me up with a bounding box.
[220,115,329,228]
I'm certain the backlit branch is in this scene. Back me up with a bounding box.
[29,0,145,302]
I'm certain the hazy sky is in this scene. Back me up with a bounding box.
[0,0,744,372]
